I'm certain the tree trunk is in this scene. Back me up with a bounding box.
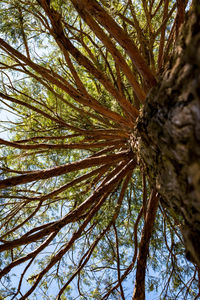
[136,2,200,267]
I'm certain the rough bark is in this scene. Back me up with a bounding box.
[136,3,200,267]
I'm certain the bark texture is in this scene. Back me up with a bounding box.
[136,3,200,267]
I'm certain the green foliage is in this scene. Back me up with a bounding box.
[0,0,198,299]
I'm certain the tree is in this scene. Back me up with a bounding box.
[0,0,199,299]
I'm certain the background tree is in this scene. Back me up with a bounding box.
[0,0,199,299]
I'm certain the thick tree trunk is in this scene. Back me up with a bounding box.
[136,3,200,267]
